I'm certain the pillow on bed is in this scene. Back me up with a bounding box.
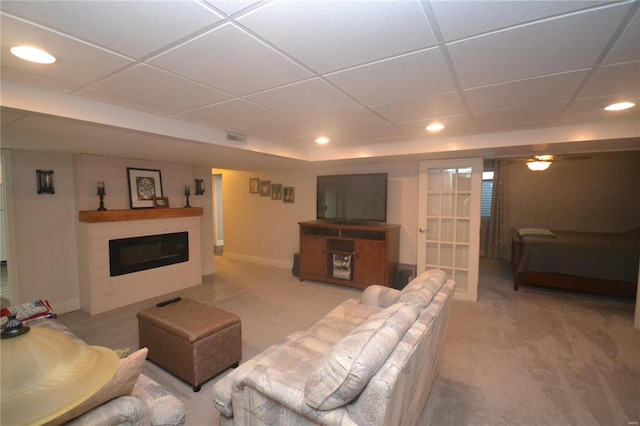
[518,228,555,238]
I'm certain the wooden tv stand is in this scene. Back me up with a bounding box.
[298,220,400,290]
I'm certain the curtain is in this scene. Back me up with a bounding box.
[487,160,510,259]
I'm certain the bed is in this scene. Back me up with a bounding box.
[511,227,640,299]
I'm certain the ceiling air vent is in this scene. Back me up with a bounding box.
[226,132,247,144]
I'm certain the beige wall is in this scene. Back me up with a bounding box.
[508,151,640,232]
[217,161,420,267]
[11,150,80,312]
[219,152,639,269]
[7,149,636,312]
[7,151,215,313]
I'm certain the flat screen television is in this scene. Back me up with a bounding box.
[316,173,388,224]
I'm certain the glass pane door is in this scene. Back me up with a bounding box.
[418,159,482,301]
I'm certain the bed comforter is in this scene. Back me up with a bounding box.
[517,228,640,283]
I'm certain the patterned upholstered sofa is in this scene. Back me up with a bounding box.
[212,269,455,425]
[31,318,186,425]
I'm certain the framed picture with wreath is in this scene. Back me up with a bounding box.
[127,167,163,209]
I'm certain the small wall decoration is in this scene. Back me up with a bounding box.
[249,178,260,194]
[271,183,282,200]
[36,170,55,194]
[127,167,163,209]
[283,186,295,203]
[153,196,170,208]
[195,179,205,195]
[260,180,271,197]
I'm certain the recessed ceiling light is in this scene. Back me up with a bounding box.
[426,123,444,132]
[604,102,635,111]
[315,137,330,144]
[10,46,56,64]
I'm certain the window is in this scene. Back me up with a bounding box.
[481,171,494,219]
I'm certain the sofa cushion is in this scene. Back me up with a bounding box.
[304,302,420,410]
[399,269,447,308]
[46,348,148,426]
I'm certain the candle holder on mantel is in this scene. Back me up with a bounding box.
[97,182,107,211]
[184,185,191,208]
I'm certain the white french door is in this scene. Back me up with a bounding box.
[417,158,483,301]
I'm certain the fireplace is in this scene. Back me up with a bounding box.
[109,232,189,277]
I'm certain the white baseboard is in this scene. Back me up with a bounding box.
[53,299,80,314]
[222,252,291,270]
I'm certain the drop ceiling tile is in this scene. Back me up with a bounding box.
[204,0,262,17]
[246,78,359,117]
[397,114,476,139]
[0,109,24,127]
[0,124,105,151]
[238,1,436,74]
[301,108,393,137]
[75,133,206,158]
[79,64,231,115]
[464,70,590,113]
[243,120,325,141]
[430,1,610,41]
[578,61,640,99]
[447,3,632,89]
[274,133,354,149]
[603,9,640,65]
[562,92,640,124]
[165,113,248,138]
[326,48,455,106]
[0,66,81,93]
[76,89,177,117]
[301,110,402,142]
[181,99,290,130]
[474,103,567,130]
[339,124,404,143]
[1,1,223,58]
[14,114,128,138]
[370,91,466,124]
[150,23,312,96]
[1,15,133,86]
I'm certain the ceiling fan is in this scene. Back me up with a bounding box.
[523,154,592,171]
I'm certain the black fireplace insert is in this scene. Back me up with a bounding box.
[109,232,189,277]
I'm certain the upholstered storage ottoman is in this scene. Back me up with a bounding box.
[137,298,241,392]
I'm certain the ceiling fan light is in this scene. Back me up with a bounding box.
[10,46,56,64]
[527,160,552,171]
[604,102,635,111]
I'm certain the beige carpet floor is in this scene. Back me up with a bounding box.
[58,257,639,425]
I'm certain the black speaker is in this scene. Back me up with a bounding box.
[394,264,416,289]
[292,252,300,277]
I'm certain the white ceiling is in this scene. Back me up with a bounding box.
[1,0,638,170]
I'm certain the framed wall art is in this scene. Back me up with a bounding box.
[249,178,260,194]
[271,183,282,200]
[153,196,170,208]
[283,186,295,203]
[127,167,163,209]
[260,180,271,197]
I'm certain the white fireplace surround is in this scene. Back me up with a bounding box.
[77,216,201,315]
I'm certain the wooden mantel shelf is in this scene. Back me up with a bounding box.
[79,208,203,223]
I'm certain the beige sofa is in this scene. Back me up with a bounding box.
[212,269,455,425]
